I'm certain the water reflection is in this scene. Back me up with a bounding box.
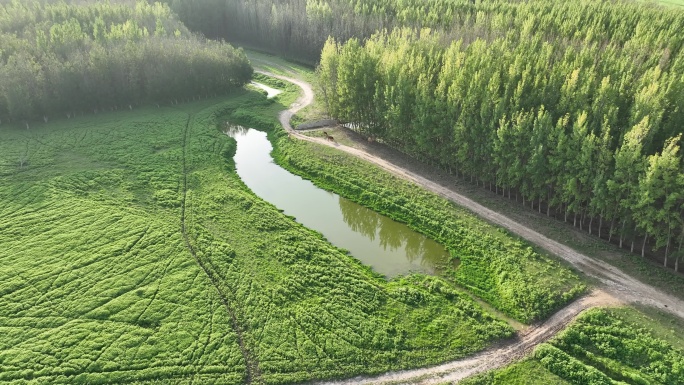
[228,126,450,277]
[226,123,250,136]
[338,197,379,241]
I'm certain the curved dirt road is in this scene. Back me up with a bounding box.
[256,68,684,383]
[318,291,619,385]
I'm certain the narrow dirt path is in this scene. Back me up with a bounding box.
[255,67,684,383]
[180,113,261,385]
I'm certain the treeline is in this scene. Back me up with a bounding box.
[319,23,684,270]
[0,0,252,123]
[163,0,391,64]
[163,0,684,64]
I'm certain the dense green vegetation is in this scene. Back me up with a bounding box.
[463,308,684,385]
[164,0,684,272]
[460,359,571,385]
[272,133,585,323]
[317,12,684,272]
[536,308,684,385]
[0,0,252,123]
[164,0,684,64]
[0,85,520,383]
[2,0,682,383]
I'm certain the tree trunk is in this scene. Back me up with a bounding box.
[565,205,568,222]
[573,212,577,227]
[641,233,648,258]
[619,220,626,248]
[631,224,638,253]
[598,216,603,238]
[676,241,682,272]
[589,216,593,235]
[664,227,671,267]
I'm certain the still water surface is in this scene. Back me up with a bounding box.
[228,126,450,277]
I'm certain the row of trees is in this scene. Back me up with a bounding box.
[163,0,397,64]
[319,27,684,271]
[163,0,684,64]
[0,0,252,122]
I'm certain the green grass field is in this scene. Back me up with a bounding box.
[460,359,571,385]
[464,307,684,385]
[655,0,684,7]
[0,87,521,383]
[0,100,248,383]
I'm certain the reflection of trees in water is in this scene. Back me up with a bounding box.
[339,197,380,241]
[224,122,249,136]
[338,196,452,271]
[339,197,432,264]
[404,233,427,264]
[378,219,408,253]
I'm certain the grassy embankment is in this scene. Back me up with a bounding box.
[247,52,586,323]
[272,134,585,323]
[0,85,519,383]
[462,307,684,385]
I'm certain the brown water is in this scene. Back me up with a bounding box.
[228,126,450,277]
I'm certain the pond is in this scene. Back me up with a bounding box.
[228,125,451,278]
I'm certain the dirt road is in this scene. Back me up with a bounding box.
[256,68,684,383]
[318,290,619,385]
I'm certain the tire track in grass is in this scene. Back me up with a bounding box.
[179,113,261,384]
[133,247,176,327]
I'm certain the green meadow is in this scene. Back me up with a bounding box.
[0,88,522,384]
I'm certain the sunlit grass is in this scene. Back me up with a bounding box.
[0,86,515,383]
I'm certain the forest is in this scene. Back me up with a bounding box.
[315,3,684,271]
[318,26,684,271]
[163,0,684,271]
[0,0,252,123]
